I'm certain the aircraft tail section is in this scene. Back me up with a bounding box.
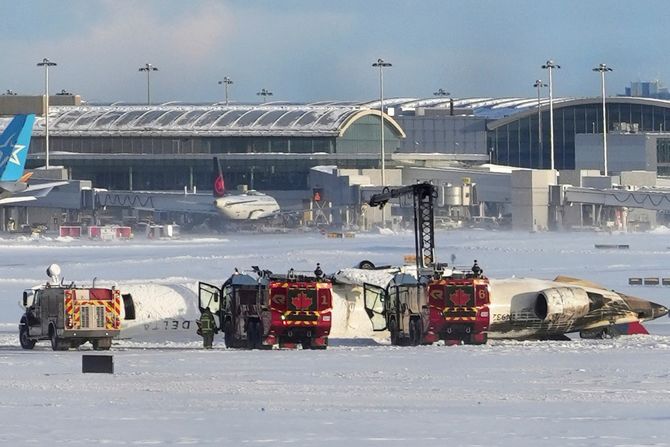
[0,114,35,182]
[213,157,225,198]
[612,321,649,335]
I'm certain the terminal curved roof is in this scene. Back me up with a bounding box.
[365,96,670,124]
[484,96,670,129]
[17,96,670,138]
[36,104,405,138]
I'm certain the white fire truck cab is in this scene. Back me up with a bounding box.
[19,264,121,351]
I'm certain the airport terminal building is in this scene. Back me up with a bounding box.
[4,94,670,232]
[21,103,405,192]
[385,96,670,174]
[3,94,670,192]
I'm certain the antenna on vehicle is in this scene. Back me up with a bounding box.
[46,264,61,286]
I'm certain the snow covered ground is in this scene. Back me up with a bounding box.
[1,229,670,445]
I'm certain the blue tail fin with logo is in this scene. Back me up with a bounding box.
[0,114,35,182]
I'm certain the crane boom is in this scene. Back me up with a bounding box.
[368,183,438,270]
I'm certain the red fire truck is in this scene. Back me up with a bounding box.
[424,272,490,345]
[365,183,490,345]
[199,266,332,349]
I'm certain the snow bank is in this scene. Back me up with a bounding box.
[648,225,670,234]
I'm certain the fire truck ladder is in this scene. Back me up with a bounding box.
[368,183,438,270]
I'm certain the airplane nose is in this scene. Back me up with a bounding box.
[620,294,669,320]
[654,303,669,319]
[639,301,668,320]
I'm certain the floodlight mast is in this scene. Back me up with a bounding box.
[256,88,273,102]
[533,80,547,168]
[37,58,57,169]
[372,58,392,227]
[219,76,233,105]
[541,60,560,170]
[593,63,613,176]
[138,63,159,105]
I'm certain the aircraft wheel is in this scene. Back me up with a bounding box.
[19,322,35,350]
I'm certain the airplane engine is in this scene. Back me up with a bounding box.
[534,287,590,321]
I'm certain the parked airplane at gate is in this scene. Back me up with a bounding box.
[0,114,67,205]
[212,157,280,220]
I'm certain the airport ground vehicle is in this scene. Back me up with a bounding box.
[199,267,332,349]
[19,265,121,351]
[363,271,426,345]
[362,265,490,345]
[424,271,490,345]
[363,183,490,345]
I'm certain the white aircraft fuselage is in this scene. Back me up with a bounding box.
[214,191,280,220]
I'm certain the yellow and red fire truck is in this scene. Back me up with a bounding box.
[424,272,490,345]
[19,265,121,351]
[199,266,332,349]
[364,183,490,345]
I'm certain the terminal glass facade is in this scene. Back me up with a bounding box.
[28,113,401,191]
[489,103,670,170]
[657,138,670,176]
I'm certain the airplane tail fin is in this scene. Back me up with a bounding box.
[612,321,649,335]
[213,157,225,198]
[0,114,35,182]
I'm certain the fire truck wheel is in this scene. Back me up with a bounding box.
[50,327,68,351]
[224,331,234,348]
[223,320,235,348]
[92,339,112,351]
[389,319,400,346]
[468,333,488,345]
[409,319,422,346]
[247,321,262,349]
[19,322,35,350]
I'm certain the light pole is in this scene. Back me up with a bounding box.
[433,88,450,97]
[218,76,233,105]
[541,60,560,170]
[372,58,391,227]
[37,58,57,169]
[256,88,273,102]
[593,63,613,176]
[138,63,158,105]
[533,80,547,168]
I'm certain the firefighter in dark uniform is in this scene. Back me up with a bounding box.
[314,263,324,280]
[471,260,483,278]
[198,307,216,349]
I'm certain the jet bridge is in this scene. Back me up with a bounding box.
[564,187,670,212]
[89,190,216,215]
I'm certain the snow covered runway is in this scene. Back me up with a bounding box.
[0,229,669,445]
[1,336,669,445]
